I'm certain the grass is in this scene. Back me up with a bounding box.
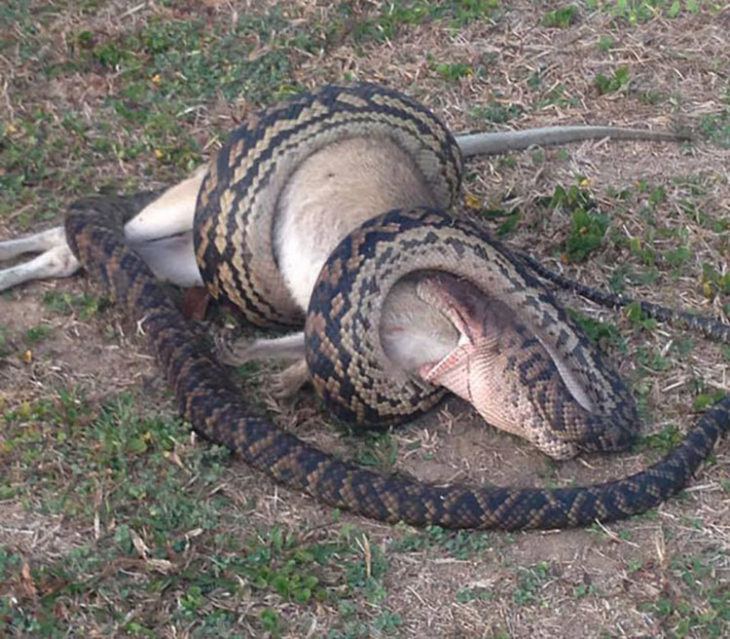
[0,394,406,636]
[1,0,729,637]
[543,5,581,28]
[41,291,106,319]
[641,552,730,637]
[594,65,631,95]
[587,0,716,25]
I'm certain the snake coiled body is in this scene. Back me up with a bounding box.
[63,84,730,529]
[193,83,461,327]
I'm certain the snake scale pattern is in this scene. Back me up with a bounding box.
[193,83,461,327]
[64,84,730,530]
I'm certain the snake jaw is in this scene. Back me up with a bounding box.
[421,335,584,460]
[413,272,538,437]
[411,271,600,459]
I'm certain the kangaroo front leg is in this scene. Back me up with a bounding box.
[216,332,310,398]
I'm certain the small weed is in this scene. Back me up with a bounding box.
[348,0,502,43]
[597,34,615,51]
[698,109,730,148]
[624,302,659,332]
[564,206,609,262]
[609,263,660,292]
[389,525,492,560]
[641,551,730,637]
[639,90,666,105]
[259,609,281,635]
[635,345,671,372]
[433,61,474,81]
[456,585,496,603]
[692,389,726,411]
[352,431,398,472]
[642,424,683,455]
[626,236,657,267]
[572,583,597,598]
[664,244,693,268]
[540,182,607,262]
[481,207,522,236]
[594,66,630,94]
[543,5,580,28]
[534,82,576,109]
[566,309,625,352]
[42,291,106,319]
[592,0,705,26]
[513,561,551,606]
[371,611,403,634]
[470,102,524,125]
[24,325,52,344]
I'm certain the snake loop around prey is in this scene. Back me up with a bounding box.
[63,83,729,530]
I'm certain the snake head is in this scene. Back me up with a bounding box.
[409,272,635,460]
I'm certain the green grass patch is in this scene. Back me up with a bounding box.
[641,424,683,455]
[594,65,630,95]
[529,77,579,110]
[352,431,399,473]
[346,0,503,42]
[481,206,522,236]
[597,34,616,51]
[539,182,608,262]
[456,585,496,602]
[432,61,476,81]
[24,325,52,344]
[700,263,730,299]
[642,552,730,637]
[513,561,552,606]
[588,0,709,25]
[470,101,524,125]
[698,109,730,148]
[389,525,492,560]
[692,388,727,411]
[1,391,406,636]
[543,5,580,28]
[566,309,625,352]
[42,291,107,319]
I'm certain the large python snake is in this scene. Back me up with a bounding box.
[64,83,730,530]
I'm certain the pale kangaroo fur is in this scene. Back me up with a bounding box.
[274,137,439,312]
[0,123,686,400]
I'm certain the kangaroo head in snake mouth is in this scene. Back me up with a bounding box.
[379,269,631,460]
